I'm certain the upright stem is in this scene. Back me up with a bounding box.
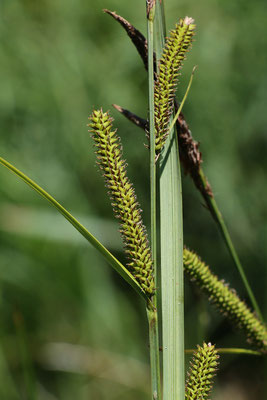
[147,306,161,400]
[185,347,262,356]
[160,126,184,400]
[13,311,36,400]
[147,2,161,399]
[156,1,185,399]
[148,5,157,289]
[154,0,166,57]
[198,168,263,321]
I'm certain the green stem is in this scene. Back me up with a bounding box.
[147,306,161,400]
[167,66,196,137]
[160,118,184,400]
[185,348,262,356]
[198,168,263,321]
[13,311,36,400]
[148,7,157,289]
[156,2,185,399]
[0,156,149,303]
[147,4,161,399]
[154,0,166,57]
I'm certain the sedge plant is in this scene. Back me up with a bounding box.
[0,1,266,399]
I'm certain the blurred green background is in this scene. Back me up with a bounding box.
[0,0,266,399]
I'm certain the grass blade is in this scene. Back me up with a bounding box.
[147,2,161,399]
[160,121,184,400]
[0,156,148,302]
[198,169,263,321]
[13,311,37,400]
[154,9,185,400]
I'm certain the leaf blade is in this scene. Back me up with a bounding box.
[0,156,148,301]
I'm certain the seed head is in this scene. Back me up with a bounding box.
[183,248,267,353]
[185,342,219,400]
[88,109,154,295]
[153,17,196,155]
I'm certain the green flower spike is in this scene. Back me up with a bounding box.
[183,248,267,353]
[185,342,219,400]
[154,17,196,155]
[88,109,154,295]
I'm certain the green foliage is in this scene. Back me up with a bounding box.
[183,248,267,353]
[154,17,195,154]
[88,109,154,295]
[0,156,147,301]
[185,342,219,400]
[0,1,266,398]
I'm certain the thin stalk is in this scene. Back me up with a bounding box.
[148,4,157,289]
[0,157,149,304]
[160,112,184,400]
[156,2,185,399]
[13,311,36,400]
[154,0,166,57]
[166,66,196,137]
[185,348,262,356]
[147,306,161,400]
[155,2,261,323]
[159,0,166,33]
[147,2,161,399]
[198,168,263,321]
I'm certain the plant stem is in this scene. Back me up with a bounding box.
[147,3,161,399]
[198,168,263,321]
[154,0,166,57]
[148,6,157,289]
[156,2,185,399]
[147,306,161,400]
[167,66,196,137]
[13,311,36,400]
[185,348,262,356]
[160,119,184,400]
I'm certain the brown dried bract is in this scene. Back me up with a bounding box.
[112,104,148,131]
[105,10,212,200]
[104,9,147,71]
[146,0,156,18]
[175,108,213,198]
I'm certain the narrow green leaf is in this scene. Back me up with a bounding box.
[160,119,184,400]
[198,168,263,321]
[156,8,195,400]
[185,347,262,356]
[0,156,148,302]
[13,311,36,400]
[166,66,197,137]
[147,7,161,399]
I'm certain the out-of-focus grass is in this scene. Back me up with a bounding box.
[0,0,266,398]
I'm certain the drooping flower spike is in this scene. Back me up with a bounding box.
[183,248,267,353]
[88,110,154,295]
[154,17,196,155]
